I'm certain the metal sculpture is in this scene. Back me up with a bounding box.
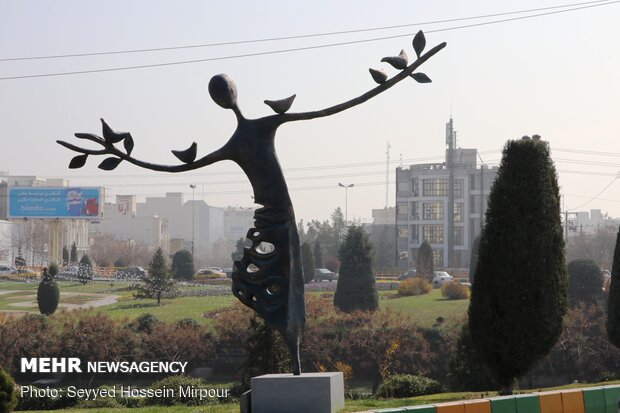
[57,31,446,375]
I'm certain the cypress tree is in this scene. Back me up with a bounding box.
[313,240,323,268]
[14,248,26,267]
[301,242,315,284]
[62,246,69,265]
[70,242,78,264]
[567,259,602,307]
[37,267,60,316]
[607,227,620,347]
[469,235,480,284]
[334,225,378,313]
[171,249,195,280]
[468,138,567,394]
[417,240,434,282]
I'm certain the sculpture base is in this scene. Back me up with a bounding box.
[250,372,345,413]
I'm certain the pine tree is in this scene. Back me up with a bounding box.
[14,248,26,268]
[313,240,323,268]
[301,242,315,284]
[78,254,93,284]
[334,225,378,313]
[62,246,69,265]
[468,138,567,394]
[70,242,78,264]
[417,240,434,282]
[171,249,195,280]
[231,237,249,262]
[607,227,620,347]
[135,248,177,305]
[37,267,60,316]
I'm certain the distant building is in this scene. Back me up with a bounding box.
[395,118,498,270]
[223,206,255,243]
[0,220,12,265]
[565,209,619,236]
[369,207,396,270]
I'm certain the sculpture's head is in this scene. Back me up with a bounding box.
[208,74,238,109]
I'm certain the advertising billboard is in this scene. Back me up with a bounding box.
[8,187,102,220]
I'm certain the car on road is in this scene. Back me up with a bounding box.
[197,268,226,277]
[314,268,338,282]
[0,265,18,275]
[432,271,454,288]
[398,269,417,281]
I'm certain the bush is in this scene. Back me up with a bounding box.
[37,269,60,316]
[0,367,18,413]
[441,281,469,300]
[171,250,195,280]
[376,374,443,398]
[398,278,432,296]
[567,259,602,306]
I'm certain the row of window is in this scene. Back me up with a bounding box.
[397,224,464,246]
[397,201,463,222]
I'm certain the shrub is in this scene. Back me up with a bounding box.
[567,259,602,306]
[377,374,442,398]
[37,268,60,316]
[441,281,469,300]
[607,227,620,347]
[171,250,195,280]
[0,367,18,413]
[398,278,432,296]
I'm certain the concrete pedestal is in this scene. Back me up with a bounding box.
[250,372,345,413]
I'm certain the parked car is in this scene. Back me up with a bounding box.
[455,277,472,288]
[197,268,225,277]
[222,267,234,278]
[398,269,417,281]
[0,265,18,275]
[314,268,338,282]
[125,266,147,277]
[432,271,454,288]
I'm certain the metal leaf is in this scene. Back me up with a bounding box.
[369,68,388,84]
[411,72,432,83]
[101,118,130,144]
[98,157,122,171]
[123,134,135,155]
[412,30,426,58]
[69,154,88,169]
[381,49,408,70]
[172,142,197,164]
[264,94,296,114]
[74,133,101,141]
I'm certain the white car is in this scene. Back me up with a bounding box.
[432,271,454,288]
[0,265,18,275]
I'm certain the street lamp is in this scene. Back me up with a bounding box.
[338,182,354,223]
[189,184,196,255]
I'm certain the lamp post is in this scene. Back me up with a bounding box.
[338,182,354,224]
[190,184,196,255]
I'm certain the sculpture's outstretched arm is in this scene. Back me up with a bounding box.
[279,32,446,123]
[56,119,229,172]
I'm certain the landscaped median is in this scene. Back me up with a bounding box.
[365,385,620,413]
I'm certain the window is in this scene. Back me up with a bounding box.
[454,202,463,223]
[397,202,409,216]
[422,225,443,244]
[432,249,444,267]
[423,201,444,220]
[454,226,464,246]
[397,225,408,239]
[397,180,411,193]
[412,177,419,197]
[410,202,419,220]
[423,179,448,196]
[454,179,464,198]
[410,225,419,243]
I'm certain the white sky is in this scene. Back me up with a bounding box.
[1,0,619,223]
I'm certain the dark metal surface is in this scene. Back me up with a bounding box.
[57,31,445,375]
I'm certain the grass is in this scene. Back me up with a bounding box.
[379,289,469,328]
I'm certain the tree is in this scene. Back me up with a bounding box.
[171,250,195,280]
[469,235,480,284]
[417,240,434,282]
[14,248,26,268]
[135,248,177,305]
[607,227,620,347]
[77,255,93,285]
[62,246,69,265]
[70,242,78,264]
[313,240,323,268]
[334,226,378,313]
[448,323,497,391]
[231,237,249,262]
[301,242,315,284]
[567,259,602,307]
[0,367,18,413]
[468,138,567,394]
[37,267,60,316]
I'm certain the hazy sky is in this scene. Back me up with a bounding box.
[1,0,619,223]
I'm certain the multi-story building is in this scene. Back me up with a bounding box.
[395,119,498,270]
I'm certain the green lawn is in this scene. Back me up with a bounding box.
[380,289,469,328]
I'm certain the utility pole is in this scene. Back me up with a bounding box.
[385,141,391,208]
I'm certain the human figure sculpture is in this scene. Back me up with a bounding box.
[57,31,446,375]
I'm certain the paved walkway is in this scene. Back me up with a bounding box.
[0,290,119,313]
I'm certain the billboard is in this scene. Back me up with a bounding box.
[8,187,102,220]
